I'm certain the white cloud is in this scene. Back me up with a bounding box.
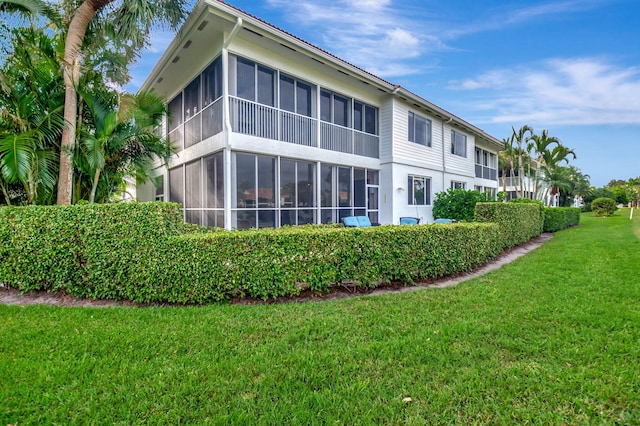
[452,58,640,126]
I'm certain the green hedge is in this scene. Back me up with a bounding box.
[543,207,581,232]
[475,202,543,250]
[0,203,503,303]
[0,202,186,298]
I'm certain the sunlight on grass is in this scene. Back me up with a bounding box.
[1,213,639,424]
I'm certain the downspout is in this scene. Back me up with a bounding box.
[442,117,453,192]
[222,17,243,230]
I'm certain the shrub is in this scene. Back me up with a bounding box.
[543,207,581,232]
[475,202,543,250]
[433,189,491,222]
[591,197,617,217]
[0,202,504,303]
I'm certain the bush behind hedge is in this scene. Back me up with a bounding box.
[543,207,581,232]
[475,202,543,250]
[1,203,503,303]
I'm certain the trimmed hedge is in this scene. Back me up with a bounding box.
[475,202,544,250]
[543,207,581,232]
[0,202,186,298]
[0,203,503,303]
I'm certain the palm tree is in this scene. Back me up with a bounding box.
[499,136,516,198]
[0,26,64,205]
[75,90,172,203]
[511,125,534,198]
[529,129,560,200]
[56,0,187,205]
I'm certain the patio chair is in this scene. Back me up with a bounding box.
[434,218,454,224]
[399,217,420,225]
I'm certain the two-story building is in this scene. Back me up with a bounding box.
[135,0,502,229]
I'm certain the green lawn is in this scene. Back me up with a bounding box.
[2,212,639,425]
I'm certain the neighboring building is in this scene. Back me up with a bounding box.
[135,0,502,229]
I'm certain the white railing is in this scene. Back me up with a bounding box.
[279,110,317,147]
[230,96,379,158]
[320,122,352,153]
[230,97,278,140]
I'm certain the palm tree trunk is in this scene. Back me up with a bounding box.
[57,0,113,205]
[89,168,101,203]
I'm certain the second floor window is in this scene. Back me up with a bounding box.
[408,112,431,146]
[451,130,467,157]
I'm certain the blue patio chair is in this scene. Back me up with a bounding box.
[434,218,454,224]
[342,216,373,227]
[399,217,420,225]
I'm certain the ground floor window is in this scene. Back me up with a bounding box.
[408,175,431,205]
[451,181,467,190]
[168,152,224,227]
[169,151,379,229]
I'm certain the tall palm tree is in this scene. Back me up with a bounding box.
[499,135,516,197]
[56,0,187,205]
[529,129,560,200]
[511,125,534,198]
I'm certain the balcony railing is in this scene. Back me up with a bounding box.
[168,97,223,150]
[230,96,379,158]
[475,164,498,181]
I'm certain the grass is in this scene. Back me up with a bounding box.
[1,212,639,425]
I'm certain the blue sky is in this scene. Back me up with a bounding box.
[129,0,640,187]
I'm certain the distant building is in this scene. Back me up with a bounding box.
[135,0,502,228]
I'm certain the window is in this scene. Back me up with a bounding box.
[408,112,431,146]
[202,57,222,106]
[408,175,431,205]
[451,130,467,157]
[451,181,466,190]
[168,93,183,132]
[279,73,313,117]
[320,165,377,224]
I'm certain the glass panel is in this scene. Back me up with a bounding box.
[236,210,256,229]
[368,211,378,224]
[236,153,256,208]
[354,209,366,217]
[279,75,295,113]
[320,90,331,122]
[367,170,379,185]
[365,105,377,135]
[338,167,351,207]
[205,153,222,209]
[185,210,202,225]
[169,166,184,205]
[215,153,224,209]
[354,168,366,207]
[353,102,363,131]
[237,57,255,101]
[298,161,315,207]
[413,177,425,205]
[368,187,378,210]
[407,176,413,205]
[257,155,275,207]
[258,210,275,228]
[185,160,201,208]
[169,126,183,151]
[298,209,315,225]
[168,93,182,132]
[320,209,333,224]
[184,76,201,120]
[184,116,201,148]
[280,159,296,208]
[202,57,222,106]
[338,209,353,221]
[321,165,333,207]
[205,210,224,228]
[408,113,414,142]
[415,116,426,145]
[333,95,349,127]
[281,209,296,226]
[257,65,275,106]
[296,81,312,117]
